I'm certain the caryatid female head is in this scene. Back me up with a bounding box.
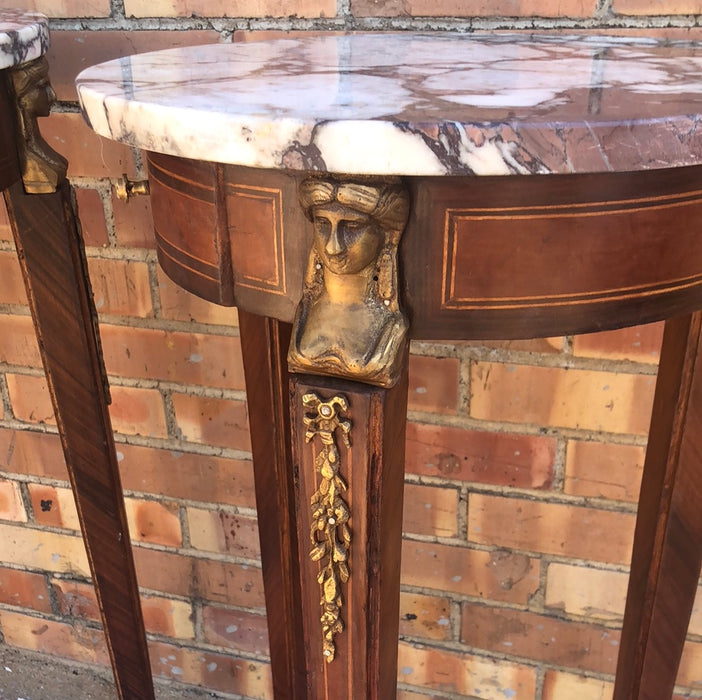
[290,176,410,388]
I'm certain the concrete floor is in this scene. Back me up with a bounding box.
[0,644,233,700]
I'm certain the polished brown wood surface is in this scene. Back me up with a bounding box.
[3,180,154,700]
[239,310,306,699]
[409,167,702,339]
[147,153,309,321]
[150,155,702,340]
[0,74,19,191]
[614,312,702,699]
[290,363,408,699]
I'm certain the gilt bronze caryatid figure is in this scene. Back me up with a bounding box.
[288,176,410,388]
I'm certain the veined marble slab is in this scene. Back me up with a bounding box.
[77,33,702,176]
[0,10,49,71]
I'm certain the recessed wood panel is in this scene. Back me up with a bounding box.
[223,164,310,323]
[147,152,234,306]
[405,166,702,340]
[226,184,285,295]
[443,192,702,309]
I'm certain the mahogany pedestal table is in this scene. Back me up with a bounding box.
[0,9,153,700]
[77,35,702,699]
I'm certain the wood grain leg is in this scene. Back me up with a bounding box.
[614,312,702,700]
[238,310,306,699]
[290,357,409,699]
[3,181,154,699]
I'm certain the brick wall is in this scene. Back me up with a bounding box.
[1,1,702,698]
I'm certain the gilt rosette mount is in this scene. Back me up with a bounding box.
[288,176,410,388]
[303,392,352,663]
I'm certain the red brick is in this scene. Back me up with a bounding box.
[565,439,645,502]
[0,316,41,367]
[28,484,79,530]
[460,603,621,674]
[545,562,628,621]
[7,374,168,438]
[51,579,101,620]
[471,362,655,435]
[86,258,153,317]
[141,594,195,639]
[542,670,613,699]
[352,0,596,17]
[149,640,272,698]
[407,354,460,414]
[399,592,452,642]
[573,322,663,363]
[116,443,256,508]
[100,325,245,390]
[406,422,555,489]
[157,268,238,326]
[0,522,90,576]
[125,0,335,18]
[49,30,221,102]
[397,642,536,698]
[132,547,265,608]
[0,200,11,241]
[108,385,168,438]
[0,429,67,481]
[0,251,27,306]
[39,113,136,179]
[690,585,702,637]
[202,605,269,654]
[52,579,195,639]
[613,0,702,13]
[468,494,636,565]
[111,192,156,249]
[0,609,109,667]
[402,483,458,538]
[187,508,260,557]
[0,478,26,522]
[473,336,564,353]
[172,393,251,451]
[14,0,111,18]
[397,692,446,700]
[0,566,51,613]
[401,540,539,604]
[7,374,53,426]
[677,639,702,689]
[125,498,182,547]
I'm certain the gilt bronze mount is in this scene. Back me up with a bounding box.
[302,392,352,662]
[288,176,410,388]
[10,56,67,193]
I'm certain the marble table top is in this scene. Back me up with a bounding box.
[77,33,702,176]
[0,10,49,71]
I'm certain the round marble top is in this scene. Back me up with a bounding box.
[77,33,702,176]
[0,10,49,71]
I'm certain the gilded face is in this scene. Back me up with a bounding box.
[16,60,55,118]
[313,202,383,275]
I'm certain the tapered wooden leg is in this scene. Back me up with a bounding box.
[289,356,409,699]
[614,312,702,700]
[238,310,306,698]
[4,181,154,699]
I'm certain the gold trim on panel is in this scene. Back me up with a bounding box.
[303,392,352,663]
